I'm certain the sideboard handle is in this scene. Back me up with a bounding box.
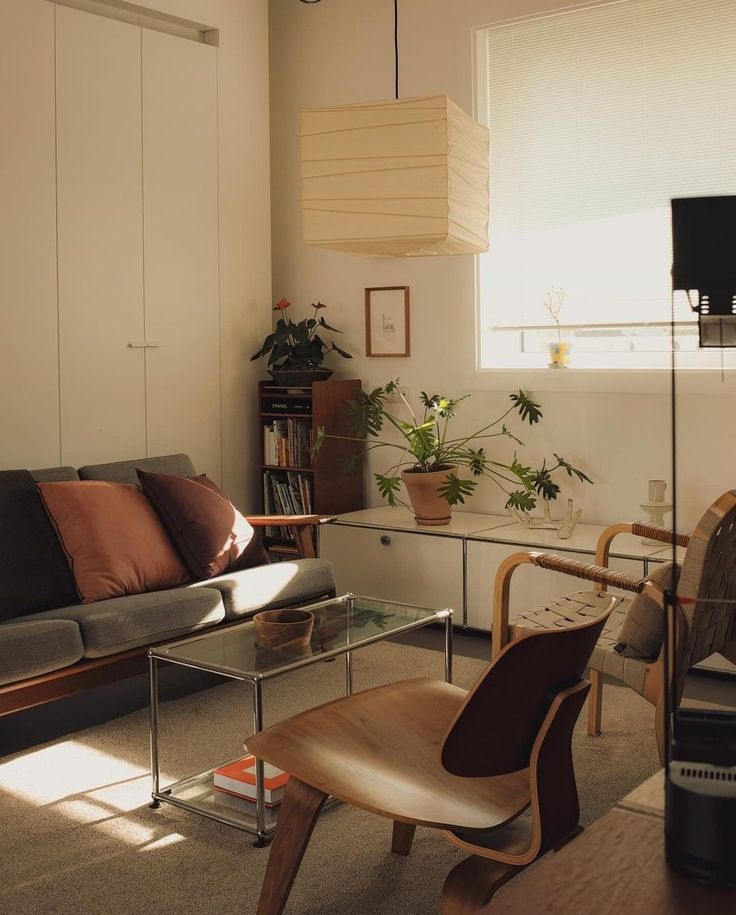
[380,535,391,546]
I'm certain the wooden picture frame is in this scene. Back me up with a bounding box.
[365,286,410,357]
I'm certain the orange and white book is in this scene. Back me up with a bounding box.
[212,755,288,804]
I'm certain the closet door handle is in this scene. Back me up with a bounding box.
[127,341,162,348]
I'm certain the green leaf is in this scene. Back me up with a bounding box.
[319,317,341,332]
[310,426,326,459]
[330,343,353,359]
[250,332,275,361]
[375,473,402,506]
[510,390,543,425]
[467,447,488,476]
[553,453,593,484]
[506,489,537,511]
[437,473,477,505]
[508,455,534,488]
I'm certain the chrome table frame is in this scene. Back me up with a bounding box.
[148,593,453,846]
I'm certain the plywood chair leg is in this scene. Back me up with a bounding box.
[587,668,603,736]
[256,777,328,915]
[391,821,416,856]
[440,854,520,915]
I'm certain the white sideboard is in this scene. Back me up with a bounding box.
[320,506,676,631]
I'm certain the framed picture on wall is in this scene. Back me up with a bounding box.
[365,286,410,357]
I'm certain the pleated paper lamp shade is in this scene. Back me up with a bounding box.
[301,95,490,257]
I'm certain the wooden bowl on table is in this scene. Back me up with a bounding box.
[253,608,315,650]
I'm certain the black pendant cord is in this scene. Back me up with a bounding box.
[394,0,399,99]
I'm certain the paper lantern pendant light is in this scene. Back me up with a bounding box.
[301,95,490,257]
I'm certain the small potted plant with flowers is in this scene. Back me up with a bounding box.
[251,298,352,385]
[545,286,571,368]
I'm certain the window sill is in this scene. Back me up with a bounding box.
[465,365,736,396]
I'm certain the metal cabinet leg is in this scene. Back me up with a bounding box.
[445,613,453,684]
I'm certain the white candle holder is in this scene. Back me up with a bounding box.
[640,479,673,544]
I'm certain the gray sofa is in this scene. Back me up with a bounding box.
[0,453,336,714]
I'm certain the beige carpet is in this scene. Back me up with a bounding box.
[0,642,661,915]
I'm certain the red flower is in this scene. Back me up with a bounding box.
[273,298,290,311]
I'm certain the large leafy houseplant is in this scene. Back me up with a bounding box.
[250,299,352,371]
[313,380,581,515]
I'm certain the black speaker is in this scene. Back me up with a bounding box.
[671,196,736,346]
[671,196,736,292]
[665,708,736,888]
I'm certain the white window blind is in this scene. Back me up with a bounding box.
[478,0,736,369]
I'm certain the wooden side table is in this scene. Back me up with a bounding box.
[490,770,734,914]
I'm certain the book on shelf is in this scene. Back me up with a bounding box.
[212,755,289,804]
[263,417,312,468]
[213,788,279,824]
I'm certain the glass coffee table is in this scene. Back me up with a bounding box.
[148,593,453,845]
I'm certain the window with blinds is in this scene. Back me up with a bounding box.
[477,0,736,370]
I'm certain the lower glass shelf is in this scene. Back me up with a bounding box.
[154,769,339,836]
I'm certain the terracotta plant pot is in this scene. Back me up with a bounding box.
[253,608,315,650]
[401,466,455,526]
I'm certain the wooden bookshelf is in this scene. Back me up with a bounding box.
[258,378,364,551]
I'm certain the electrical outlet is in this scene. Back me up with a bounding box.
[383,384,411,404]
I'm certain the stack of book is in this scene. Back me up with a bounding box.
[263,417,312,468]
[212,755,288,824]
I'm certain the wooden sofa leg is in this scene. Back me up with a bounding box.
[391,821,416,856]
[587,668,603,736]
[256,777,328,915]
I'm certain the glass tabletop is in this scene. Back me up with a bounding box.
[150,594,451,680]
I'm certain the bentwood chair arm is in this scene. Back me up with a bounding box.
[491,551,647,658]
[245,515,336,559]
[594,522,691,581]
[245,514,336,528]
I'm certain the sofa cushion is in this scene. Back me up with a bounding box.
[0,619,85,686]
[191,558,335,620]
[19,587,226,658]
[137,469,268,579]
[78,453,196,486]
[0,470,80,621]
[37,480,189,603]
[31,466,80,483]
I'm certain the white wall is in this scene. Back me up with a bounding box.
[135,0,272,510]
[0,0,271,511]
[268,0,736,530]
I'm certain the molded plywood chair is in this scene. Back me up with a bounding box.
[247,607,612,915]
[492,491,736,760]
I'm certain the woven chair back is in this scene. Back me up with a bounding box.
[677,490,736,682]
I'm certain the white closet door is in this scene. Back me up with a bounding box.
[142,30,221,483]
[0,0,59,469]
[56,5,146,467]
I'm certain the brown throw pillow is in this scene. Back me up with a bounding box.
[614,561,680,660]
[37,481,190,603]
[136,469,268,580]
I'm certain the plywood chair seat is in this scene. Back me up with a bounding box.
[247,612,611,915]
[247,677,530,831]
